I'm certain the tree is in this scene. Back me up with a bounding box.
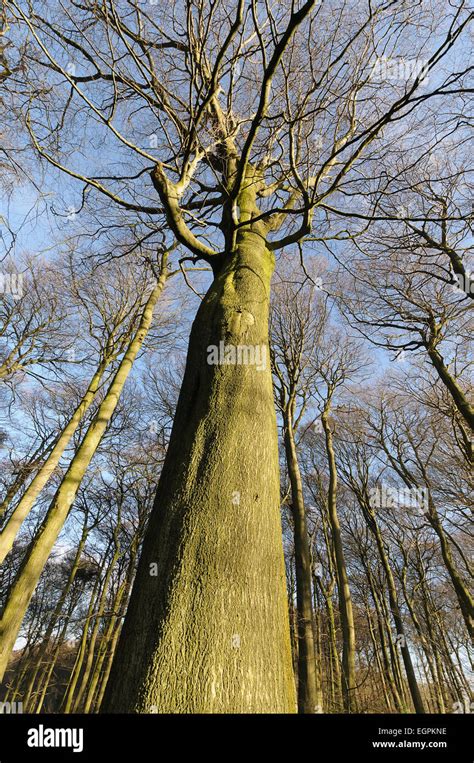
[0,253,169,679]
[0,255,156,561]
[311,326,366,712]
[3,0,472,712]
[336,411,427,713]
[271,270,324,713]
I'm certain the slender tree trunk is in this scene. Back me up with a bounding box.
[23,522,89,710]
[93,536,142,712]
[72,543,120,712]
[365,562,405,713]
[83,538,139,714]
[103,232,296,713]
[4,649,30,704]
[0,266,168,681]
[401,567,445,713]
[0,436,56,525]
[316,503,343,710]
[0,361,109,564]
[62,570,103,713]
[288,564,299,676]
[322,587,342,711]
[427,505,474,638]
[321,407,357,712]
[366,608,392,712]
[284,412,321,713]
[34,610,72,714]
[426,346,474,430]
[94,616,123,712]
[371,524,426,713]
[83,579,126,713]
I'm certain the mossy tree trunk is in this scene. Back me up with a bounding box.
[103,230,296,713]
[0,361,108,565]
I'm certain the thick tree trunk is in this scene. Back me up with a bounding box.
[284,417,321,713]
[103,231,296,713]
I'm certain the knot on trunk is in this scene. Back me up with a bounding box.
[226,308,255,340]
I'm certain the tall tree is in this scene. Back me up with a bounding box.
[271,273,324,713]
[3,0,471,712]
[0,255,169,679]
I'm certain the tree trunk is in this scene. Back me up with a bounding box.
[23,520,89,710]
[371,524,426,713]
[366,608,392,711]
[0,360,108,564]
[427,505,474,638]
[0,266,167,681]
[103,231,296,713]
[322,587,342,711]
[62,571,103,714]
[94,611,125,712]
[94,535,142,712]
[321,407,357,712]
[426,346,474,430]
[0,436,56,525]
[284,415,321,713]
[71,545,120,712]
[83,578,126,713]
[364,560,405,712]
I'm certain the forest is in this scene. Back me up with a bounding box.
[0,0,472,716]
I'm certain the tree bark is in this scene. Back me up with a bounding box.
[103,231,296,713]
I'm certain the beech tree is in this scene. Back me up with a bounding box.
[271,273,324,713]
[0,253,169,679]
[2,0,472,713]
